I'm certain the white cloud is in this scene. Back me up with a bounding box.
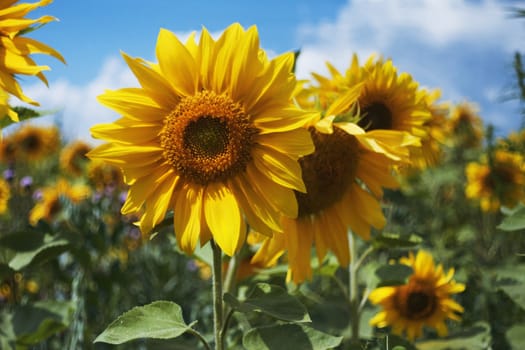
[18,56,137,143]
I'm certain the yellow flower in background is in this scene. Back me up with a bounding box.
[13,123,60,161]
[87,159,125,192]
[0,89,17,125]
[465,150,525,212]
[0,133,16,163]
[0,177,10,213]
[29,178,90,225]
[252,87,406,283]
[60,140,92,176]
[369,250,465,341]
[448,101,484,148]
[0,0,65,114]
[88,23,315,256]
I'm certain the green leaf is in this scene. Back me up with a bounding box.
[243,324,342,350]
[0,106,42,129]
[372,232,423,249]
[416,322,491,350]
[8,235,70,271]
[0,311,15,350]
[498,203,525,231]
[506,323,525,349]
[375,264,413,287]
[493,264,525,310]
[224,283,311,322]
[94,301,196,344]
[12,301,74,346]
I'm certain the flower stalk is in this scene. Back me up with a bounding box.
[211,240,224,350]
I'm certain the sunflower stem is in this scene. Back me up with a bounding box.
[349,232,360,344]
[211,240,224,350]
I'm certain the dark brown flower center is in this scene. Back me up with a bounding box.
[358,102,393,130]
[160,91,259,185]
[295,127,359,217]
[396,280,437,320]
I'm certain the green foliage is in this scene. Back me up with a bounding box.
[94,301,198,345]
[374,264,413,287]
[224,283,311,322]
[498,203,525,231]
[242,324,342,350]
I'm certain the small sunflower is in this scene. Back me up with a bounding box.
[252,87,407,283]
[60,140,92,176]
[0,0,65,116]
[0,133,17,163]
[312,54,431,164]
[465,150,525,212]
[448,101,484,148]
[13,123,60,161]
[0,177,11,214]
[87,159,125,192]
[369,250,465,341]
[29,178,90,225]
[88,23,315,256]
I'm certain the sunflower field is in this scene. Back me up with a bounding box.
[0,1,524,350]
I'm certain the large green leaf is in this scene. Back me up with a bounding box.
[493,264,525,310]
[372,232,423,249]
[506,323,525,349]
[224,283,310,322]
[416,322,491,350]
[8,234,70,271]
[498,203,525,231]
[12,301,74,346]
[94,301,197,344]
[0,106,42,129]
[375,264,413,287]
[243,324,342,350]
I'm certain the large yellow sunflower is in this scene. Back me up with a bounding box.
[465,149,525,212]
[88,23,315,256]
[29,178,90,225]
[0,0,65,118]
[60,140,92,176]
[312,54,432,164]
[0,177,11,214]
[369,250,465,341]
[13,123,60,161]
[252,87,408,284]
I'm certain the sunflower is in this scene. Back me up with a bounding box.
[0,133,16,163]
[0,0,65,115]
[86,159,125,193]
[252,87,408,284]
[465,150,525,212]
[369,250,465,341]
[312,54,432,164]
[0,177,11,214]
[12,123,60,161]
[88,23,315,256]
[29,178,90,225]
[60,140,92,176]
[448,101,484,148]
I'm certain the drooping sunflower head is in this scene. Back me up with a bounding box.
[0,177,11,214]
[12,124,60,161]
[88,23,315,256]
[369,250,465,341]
[448,101,484,148]
[29,178,90,226]
[60,140,93,176]
[465,150,525,212]
[0,0,65,111]
[251,89,406,284]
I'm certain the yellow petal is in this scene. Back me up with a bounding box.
[257,128,314,157]
[156,28,197,96]
[97,88,168,122]
[174,185,204,254]
[139,174,178,234]
[252,145,306,192]
[204,182,245,256]
[90,118,160,145]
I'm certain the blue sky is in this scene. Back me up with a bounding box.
[17,0,525,142]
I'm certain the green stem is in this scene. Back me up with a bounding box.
[211,240,224,350]
[187,329,212,350]
[349,232,360,343]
